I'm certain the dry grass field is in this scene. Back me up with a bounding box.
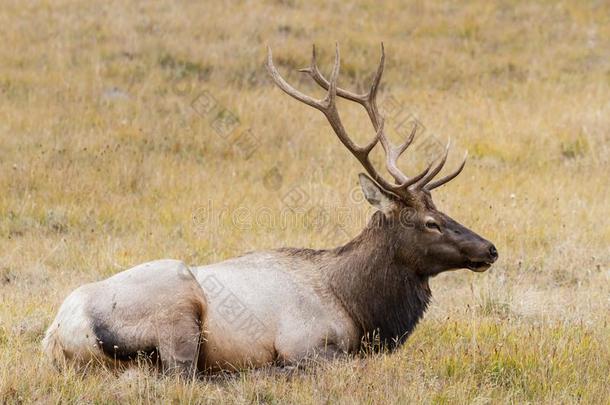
[1,0,609,403]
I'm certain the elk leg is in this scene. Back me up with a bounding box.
[276,342,347,369]
[157,316,203,377]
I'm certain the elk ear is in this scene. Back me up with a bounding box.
[358,173,396,214]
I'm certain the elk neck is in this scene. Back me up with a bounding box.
[327,211,432,349]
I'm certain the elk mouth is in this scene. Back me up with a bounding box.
[465,260,492,272]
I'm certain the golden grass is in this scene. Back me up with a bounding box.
[1,0,609,403]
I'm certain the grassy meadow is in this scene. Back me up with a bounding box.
[1,0,609,403]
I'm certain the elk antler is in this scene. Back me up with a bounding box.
[266,44,466,198]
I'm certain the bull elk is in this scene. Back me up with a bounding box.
[43,44,498,376]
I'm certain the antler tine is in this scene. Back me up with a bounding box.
[425,151,468,190]
[376,121,438,193]
[298,45,364,104]
[299,43,385,129]
[377,120,409,184]
[270,44,465,198]
[299,43,421,189]
[319,44,374,154]
[324,44,340,109]
[414,139,452,189]
[366,42,385,127]
[322,53,404,193]
[376,120,433,191]
[398,123,417,156]
[268,44,396,193]
[266,46,326,111]
[398,161,433,190]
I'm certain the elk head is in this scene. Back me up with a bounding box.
[267,44,498,277]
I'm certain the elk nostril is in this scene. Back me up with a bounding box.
[489,245,498,261]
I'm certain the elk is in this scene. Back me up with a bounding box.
[42,44,498,376]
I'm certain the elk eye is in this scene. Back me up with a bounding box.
[425,221,441,232]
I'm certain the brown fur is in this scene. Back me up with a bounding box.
[44,45,498,375]
[278,211,432,350]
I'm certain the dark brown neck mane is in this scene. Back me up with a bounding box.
[327,211,431,349]
[277,212,432,350]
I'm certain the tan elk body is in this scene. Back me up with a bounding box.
[43,45,498,375]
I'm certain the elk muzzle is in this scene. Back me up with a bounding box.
[464,241,498,272]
